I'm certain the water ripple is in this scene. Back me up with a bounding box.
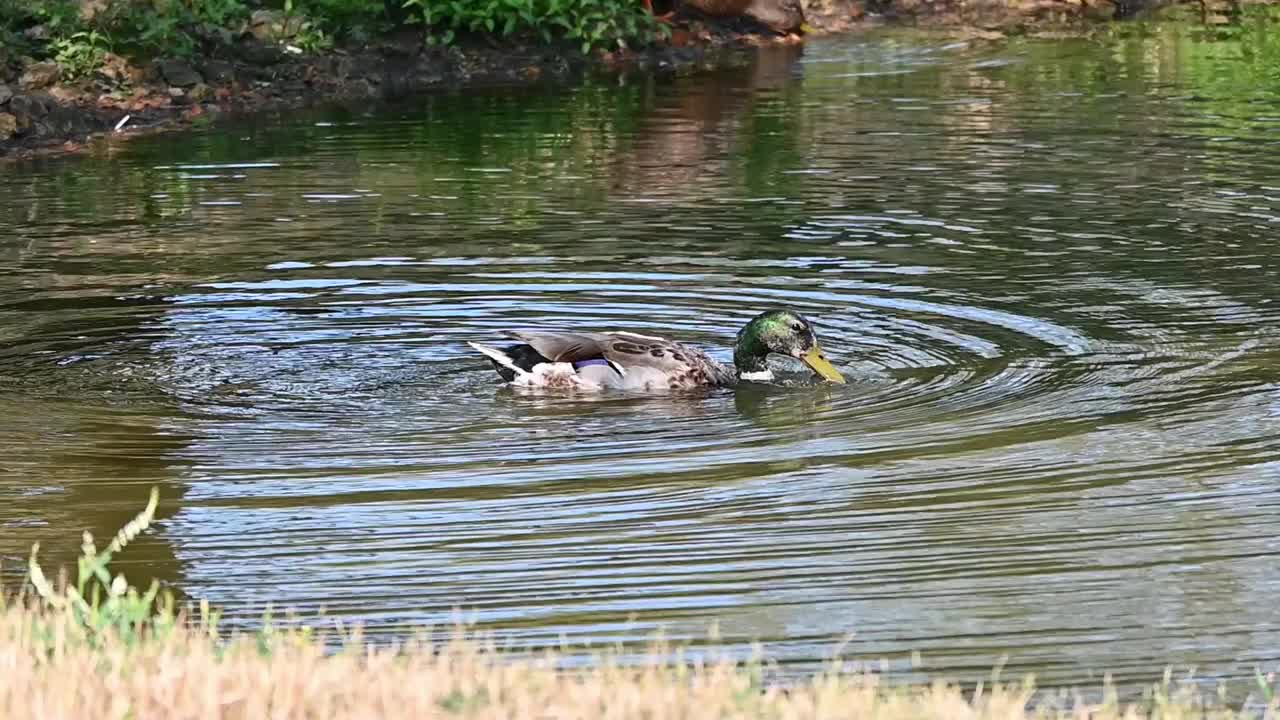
[2,27,1280,693]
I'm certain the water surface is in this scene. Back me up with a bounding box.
[3,18,1280,691]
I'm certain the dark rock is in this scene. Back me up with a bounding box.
[202,60,236,84]
[8,93,54,124]
[747,0,806,31]
[191,22,235,47]
[236,39,285,67]
[0,84,12,105]
[239,64,275,82]
[350,55,383,83]
[342,78,377,99]
[158,59,202,87]
[62,107,101,133]
[32,105,101,137]
[19,62,61,90]
[378,30,423,58]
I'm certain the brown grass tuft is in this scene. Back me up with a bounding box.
[0,600,1275,720]
[3,492,1274,720]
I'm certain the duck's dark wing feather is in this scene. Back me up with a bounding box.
[507,330,734,385]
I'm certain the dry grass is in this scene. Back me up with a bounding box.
[0,601,1275,720]
[2,491,1275,720]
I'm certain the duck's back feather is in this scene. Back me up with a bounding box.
[505,330,735,389]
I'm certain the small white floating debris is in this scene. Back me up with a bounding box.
[113,114,131,132]
[285,44,303,54]
[718,196,785,204]
[325,257,418,268]
[174,162,280,170]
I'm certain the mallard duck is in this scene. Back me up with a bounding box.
[468,309,845,391]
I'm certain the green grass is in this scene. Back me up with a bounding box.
[0,0,660,77]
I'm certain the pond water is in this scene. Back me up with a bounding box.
[3,17,1280,692]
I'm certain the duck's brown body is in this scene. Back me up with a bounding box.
[468,310,847,393]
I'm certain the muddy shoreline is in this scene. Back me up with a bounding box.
[0,0,1228,160]
[0,20,798,161]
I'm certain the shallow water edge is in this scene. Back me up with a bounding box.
[1,0,1241,161]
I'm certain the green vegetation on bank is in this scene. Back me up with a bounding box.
[2,492,1277,719]
[0,0,663,76]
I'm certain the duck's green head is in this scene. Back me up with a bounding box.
[734,309,846,383]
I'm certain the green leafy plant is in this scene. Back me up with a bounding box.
[294,0,392,41]
[31,0,84,38]
[401,0,659,52]
[4,0,659,68]
[283,0,335,51]
[91,0,195,56]
[10,0,247,61]
[26,487,176,644]
[51,29,110,78]
[187,0,250,28]
[0,0,82,56]
[0,1,29,55]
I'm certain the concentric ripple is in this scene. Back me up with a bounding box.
[3,26,1280,693]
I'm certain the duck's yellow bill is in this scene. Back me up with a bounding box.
[800,347,846,384]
